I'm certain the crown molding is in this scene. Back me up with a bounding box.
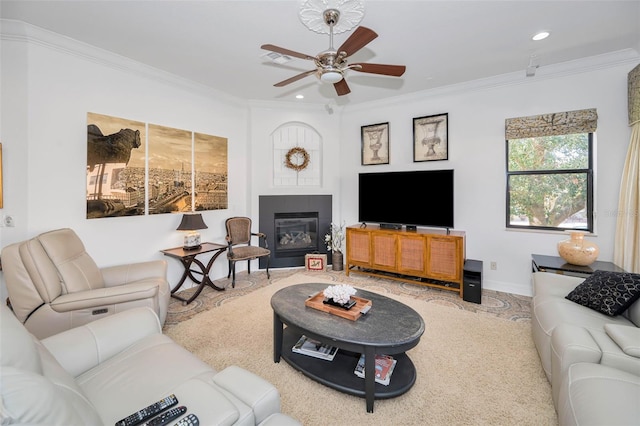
[3,19,638,114]
[344,49,640,113]
[0,19,247,108]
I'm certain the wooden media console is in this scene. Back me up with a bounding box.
[345,224,465,297]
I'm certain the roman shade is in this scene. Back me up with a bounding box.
[505,108,598,139]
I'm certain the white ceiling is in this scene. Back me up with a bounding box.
[1,0,639,106]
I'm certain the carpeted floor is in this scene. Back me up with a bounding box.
[164,267,533,329]
[164,270,556,425]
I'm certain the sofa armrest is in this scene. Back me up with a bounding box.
[605,324,640,358]
[41,307,162,377]
[558,363,640,426]
[101,260,167,287]
[49,282,159,312]
[550,324,602,406]
[213,366,281,424]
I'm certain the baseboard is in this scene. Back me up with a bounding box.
[483,279,532,297]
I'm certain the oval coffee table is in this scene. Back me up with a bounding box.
[271,283,425,412]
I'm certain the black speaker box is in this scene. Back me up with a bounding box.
[463,259,483,304]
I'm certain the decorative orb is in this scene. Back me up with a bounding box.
[557,231,599,266]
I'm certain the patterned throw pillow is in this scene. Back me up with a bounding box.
[566,270,640,316]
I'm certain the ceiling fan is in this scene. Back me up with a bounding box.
[261,9,406,96]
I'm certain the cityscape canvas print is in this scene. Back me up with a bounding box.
[147,123,192,215]
[86,112,228,219]
[86,112,146,218]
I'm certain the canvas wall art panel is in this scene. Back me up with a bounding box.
[86,112,146,219]
[194,132,228,211]
[147,123,193,215]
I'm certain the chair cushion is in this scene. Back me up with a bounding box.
[565,270,640,316]
[226,217,252,245]
[37,228,105,293]
[229,246,270,261]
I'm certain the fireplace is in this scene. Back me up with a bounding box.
[259,195,332,268]
[275,212,319,257]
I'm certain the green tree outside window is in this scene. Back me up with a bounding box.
[506,133,593,231]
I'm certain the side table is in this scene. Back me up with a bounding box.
[161,242,227,305]
[531,254,626,276]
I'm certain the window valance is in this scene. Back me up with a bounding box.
[505,108,597,139]
[629,63,640,126]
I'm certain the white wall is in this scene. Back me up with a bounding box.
[0,22,250,298]
[1,20,637,301]
[247,102,342,222]
[339,53,637,295]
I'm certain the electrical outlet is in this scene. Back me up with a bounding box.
[3,215,15,227]
[490,261,497,270]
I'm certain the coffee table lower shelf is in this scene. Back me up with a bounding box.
[280,327,417,400]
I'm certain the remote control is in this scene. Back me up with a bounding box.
[145,406,187,426]
[114,395,178,426]
[174,414,199,426]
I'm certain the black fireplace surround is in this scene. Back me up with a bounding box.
[259,195,332,268]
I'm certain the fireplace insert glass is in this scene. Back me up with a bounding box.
[274,212,319,257]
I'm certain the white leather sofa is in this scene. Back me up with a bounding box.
[2,228,171,339]
[0,304,301,426]
[531,271,640,424]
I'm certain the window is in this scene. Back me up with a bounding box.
[505,109,596,232]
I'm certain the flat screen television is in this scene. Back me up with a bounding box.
[358,169,454,229]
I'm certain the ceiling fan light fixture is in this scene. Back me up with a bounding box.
[320,70,343,83]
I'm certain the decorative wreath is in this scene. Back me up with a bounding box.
[284,147,310,172]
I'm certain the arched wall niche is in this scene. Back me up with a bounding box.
[271,121,322,187]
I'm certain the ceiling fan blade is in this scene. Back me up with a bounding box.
[261,44,316,61]
[337,26,378,57]
[334,79,351,96]
[274,69,317,87]
[351,63,406,77]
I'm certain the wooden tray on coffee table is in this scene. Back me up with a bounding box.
[304,292,372,321]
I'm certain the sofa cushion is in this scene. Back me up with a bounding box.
[0,304,42,374]
[1,367,102,425]
[604,324,640,358]
[565,270,640,316]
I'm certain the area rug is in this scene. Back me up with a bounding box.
[165,272,557,426]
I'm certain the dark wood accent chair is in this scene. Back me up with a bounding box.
[225,217,271,287]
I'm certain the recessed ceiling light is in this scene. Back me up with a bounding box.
[532,31,550,41]
[296,94,304,99]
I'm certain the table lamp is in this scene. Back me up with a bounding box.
[176,213,208,250]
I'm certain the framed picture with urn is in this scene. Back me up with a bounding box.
[413,113,448,162]
[361,122,389,165]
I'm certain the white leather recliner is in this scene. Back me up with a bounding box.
[1,228,170,339]
[0,304,300,425]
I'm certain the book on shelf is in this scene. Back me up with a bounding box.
[292,335,338,361]
[353,354,397,386]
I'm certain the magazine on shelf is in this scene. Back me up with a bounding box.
[292,335,338,361]
[353,354,397,386]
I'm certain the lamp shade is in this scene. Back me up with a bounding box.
[176,213,208,231]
